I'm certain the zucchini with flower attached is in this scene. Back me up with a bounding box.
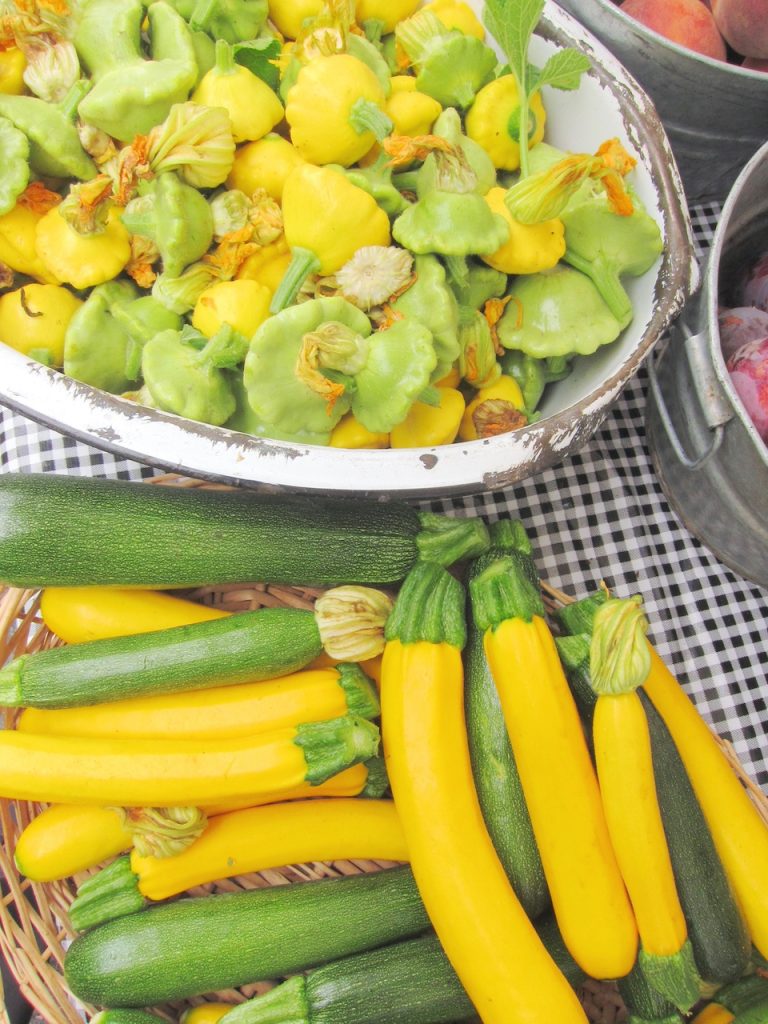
[0,586,392,709]
[69,798,408,929]
[586,597,701,1011]
[15,759,384,883]
[0,472,490,589]
[557,592,751,991]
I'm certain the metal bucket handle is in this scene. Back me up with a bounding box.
[647,322,734,470]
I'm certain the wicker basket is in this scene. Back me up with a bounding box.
[0,476,763,1024]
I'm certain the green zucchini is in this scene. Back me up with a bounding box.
[703,974,768,1022]
[618,959,684,1024]
[464,520,548,918]
[0,607,323,708]
[556,593,751,987]
[201,917,585,1024]
[0,473,490,588]
[64,865,431,1008]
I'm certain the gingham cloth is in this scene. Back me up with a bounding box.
[1,203,766,789]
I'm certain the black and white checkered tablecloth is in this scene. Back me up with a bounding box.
[1,203,766,789]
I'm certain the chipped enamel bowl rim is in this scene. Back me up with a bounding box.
[0,0,697,498]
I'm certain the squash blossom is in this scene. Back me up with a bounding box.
[243,296,437,443]
[270,163,391,313]
[394,9,496,109]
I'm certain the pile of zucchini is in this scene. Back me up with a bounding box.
[0,472,767,1024]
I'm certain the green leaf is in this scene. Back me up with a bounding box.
[483,0,544,88]
[233,37,281,89]
[531,48,590,94]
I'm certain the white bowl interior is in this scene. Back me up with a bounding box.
[0,0,696,496]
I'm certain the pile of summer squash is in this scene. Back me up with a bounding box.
[0,474,767,1024]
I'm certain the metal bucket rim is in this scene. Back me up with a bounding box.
[703,138,768,466]
[578,0,768,80]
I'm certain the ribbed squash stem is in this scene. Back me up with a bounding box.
[618,958,681,1024]
[468,549,544,630]
[221,976,309,1024]
[711,974,768,1019]
[415,511,490,569]
[269,247,322,313]
[336,662,381,718]
[384,561,466,648]
[189,0,222,32]
[295,715,380,785]
[348,97,393,141]
[564,247,633,328]
[69,856,146,931]
[556,590,608,636]
[489,516,533,554]
[212,38,236,74]
[359,754,389,797]
[637,942,702,1013]
[444,254,469,289]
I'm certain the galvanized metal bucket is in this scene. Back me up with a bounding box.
[555,0,768,204]
[646,141,768,588]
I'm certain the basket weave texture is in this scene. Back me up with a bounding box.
[0,476,764,1024]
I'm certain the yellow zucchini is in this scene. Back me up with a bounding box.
[17,664,379,740]
[180,1006,233,1024]
[643,646,768,960]
[40,586,227,643]
[589,597,700,1012]
[382,563,589,1024]
[69,799,409,928]
[14,804,132,882]
[469,548,638,981]
[0,717,380,807]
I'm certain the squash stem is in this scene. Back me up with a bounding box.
[639,940,703,1013]
[384,561,466,648]
[294,715,380,785]
[68,856,146,932]
[0,657,23,706]
[189,0,220,32]
[415,511,490,569]
[337,662,381,719]
[213,37,236,75]
[269,247,322,314]
[563,248,634,328]
[348,98,393,142]
[468,548,544,630]
[219,975,309,1024]
[360,754,390,798]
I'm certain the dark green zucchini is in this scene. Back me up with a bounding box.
[641,691,751,986]
[64,866,430,1008]
[204,916,584,1024]
[618,959,684,1024]
[0,607,323,708]
[464,520,549,918]
[704,974,768,1022]
[0,473,490,588]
